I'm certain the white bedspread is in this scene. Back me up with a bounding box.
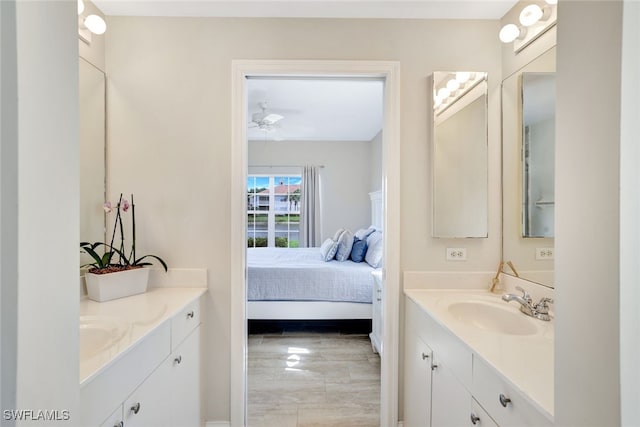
[247,247,374,303]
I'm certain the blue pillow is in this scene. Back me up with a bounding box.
[350,237,368,262]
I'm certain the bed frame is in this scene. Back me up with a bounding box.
[247,191,382,321]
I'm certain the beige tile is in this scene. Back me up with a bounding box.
[297,403,379,427]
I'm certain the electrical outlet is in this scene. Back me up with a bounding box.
[446,248,467,261]
[536,247,554,260]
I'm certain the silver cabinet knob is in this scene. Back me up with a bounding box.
[470,413,481,425]
[114,422,124,427]
[187,311,195,319]
[174,355,182,364]
[421,352,429,360]
[499,393,512,407]
[431,363,438,371]
[130,402,141,414]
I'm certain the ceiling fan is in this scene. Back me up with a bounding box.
[249,101,284,132]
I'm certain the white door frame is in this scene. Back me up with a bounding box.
[230,60,401,427]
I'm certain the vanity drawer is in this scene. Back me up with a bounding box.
[171,298,201,350]
[472,357,552,427]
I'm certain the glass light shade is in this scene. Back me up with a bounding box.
[499,24,520,43]
[455,72,471,84]
[520,4,543,27]
[77,0,85,15]
[84,14,106,35]
[446,79,460,92]
[437,87,451,100]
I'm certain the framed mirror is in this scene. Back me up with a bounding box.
[432,71,488,238]
[79,57,106,269]
[502,47,556,287]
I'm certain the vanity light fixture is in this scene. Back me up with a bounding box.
[500,0,557,53]
[433,72,486,116]
[78,0,107,45]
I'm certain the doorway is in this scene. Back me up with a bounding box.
[230,60,400,427]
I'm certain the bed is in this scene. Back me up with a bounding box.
[247,190,382,320]
[247,247,375,320]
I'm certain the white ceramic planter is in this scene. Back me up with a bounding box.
[85,267,150,302]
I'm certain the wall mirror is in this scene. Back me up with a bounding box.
[502,47,556,287]
[432,71,488,238]
[79,57,106,269]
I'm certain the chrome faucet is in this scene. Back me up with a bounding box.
[502,286,553,321]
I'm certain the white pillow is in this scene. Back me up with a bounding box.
[333,228,345,241]
[335,229,354,262]
[320,238,339,262]
[365,232,383,268]
[354,226,376,240]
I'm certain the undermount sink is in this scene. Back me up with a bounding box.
[79,315,129,359]
[448,300,538,336]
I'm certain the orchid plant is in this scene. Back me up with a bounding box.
[80,193,168,274]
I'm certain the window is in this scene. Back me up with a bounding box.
[247,175,301,248]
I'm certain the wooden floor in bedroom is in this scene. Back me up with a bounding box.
[247,324,380,427]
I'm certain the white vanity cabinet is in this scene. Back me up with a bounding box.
[81,291,204,427]
[404,296,551,427]
[403,332,433,426]
[370,270,383,355]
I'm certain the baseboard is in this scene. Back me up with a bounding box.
[205,422,231,427]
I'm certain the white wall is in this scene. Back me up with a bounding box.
[104,17,501,422]
[555,1,622,425]
[620,0,640,424]
[11,1,80,425]
[248,139,374,241]
[369,130,382,193]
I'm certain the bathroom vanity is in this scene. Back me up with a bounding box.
[403,289,553,427]
[79,287,206,427]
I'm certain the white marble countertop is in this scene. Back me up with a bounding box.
[405,288,554,421]
[79,287,206,386]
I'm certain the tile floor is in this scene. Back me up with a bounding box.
[247,329,381,427]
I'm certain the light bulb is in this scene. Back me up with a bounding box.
[84,14,106,35]
[437,87,451,100]
[545,0,557,4]
[499,24,521,43]
[434,97,442,108]
[520,4,543,27]
[77,0,85,14]
[455,72,470,84]
[446,79,460,92]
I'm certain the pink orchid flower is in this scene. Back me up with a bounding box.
[103,201,112,213]
[121,199,130,212]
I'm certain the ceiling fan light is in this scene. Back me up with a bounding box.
[78,0,85,15]
[437,87,451,100]
[446,79,460,92]
[84,14,106,35]
[263,113,284,124]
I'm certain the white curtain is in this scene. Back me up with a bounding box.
[300,165,321,247]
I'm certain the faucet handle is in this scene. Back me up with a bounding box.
[534,297,554,314]
[515,286,532,303]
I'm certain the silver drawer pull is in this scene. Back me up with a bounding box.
[114,422,124,427]
[421,352,429,360]
[499,393,512,407]
[130,402,141,414]
[187,310,195,319]
[431,363,438,371]
[470,413,480,425]
[175,355,182,364]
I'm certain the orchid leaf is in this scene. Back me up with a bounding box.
[135,255,168,272]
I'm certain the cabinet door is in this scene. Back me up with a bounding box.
[123,357,172,427]
[99,405,123,427]
[170,326,201,427]
[431,357,471,427]
[403,333,433,427]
